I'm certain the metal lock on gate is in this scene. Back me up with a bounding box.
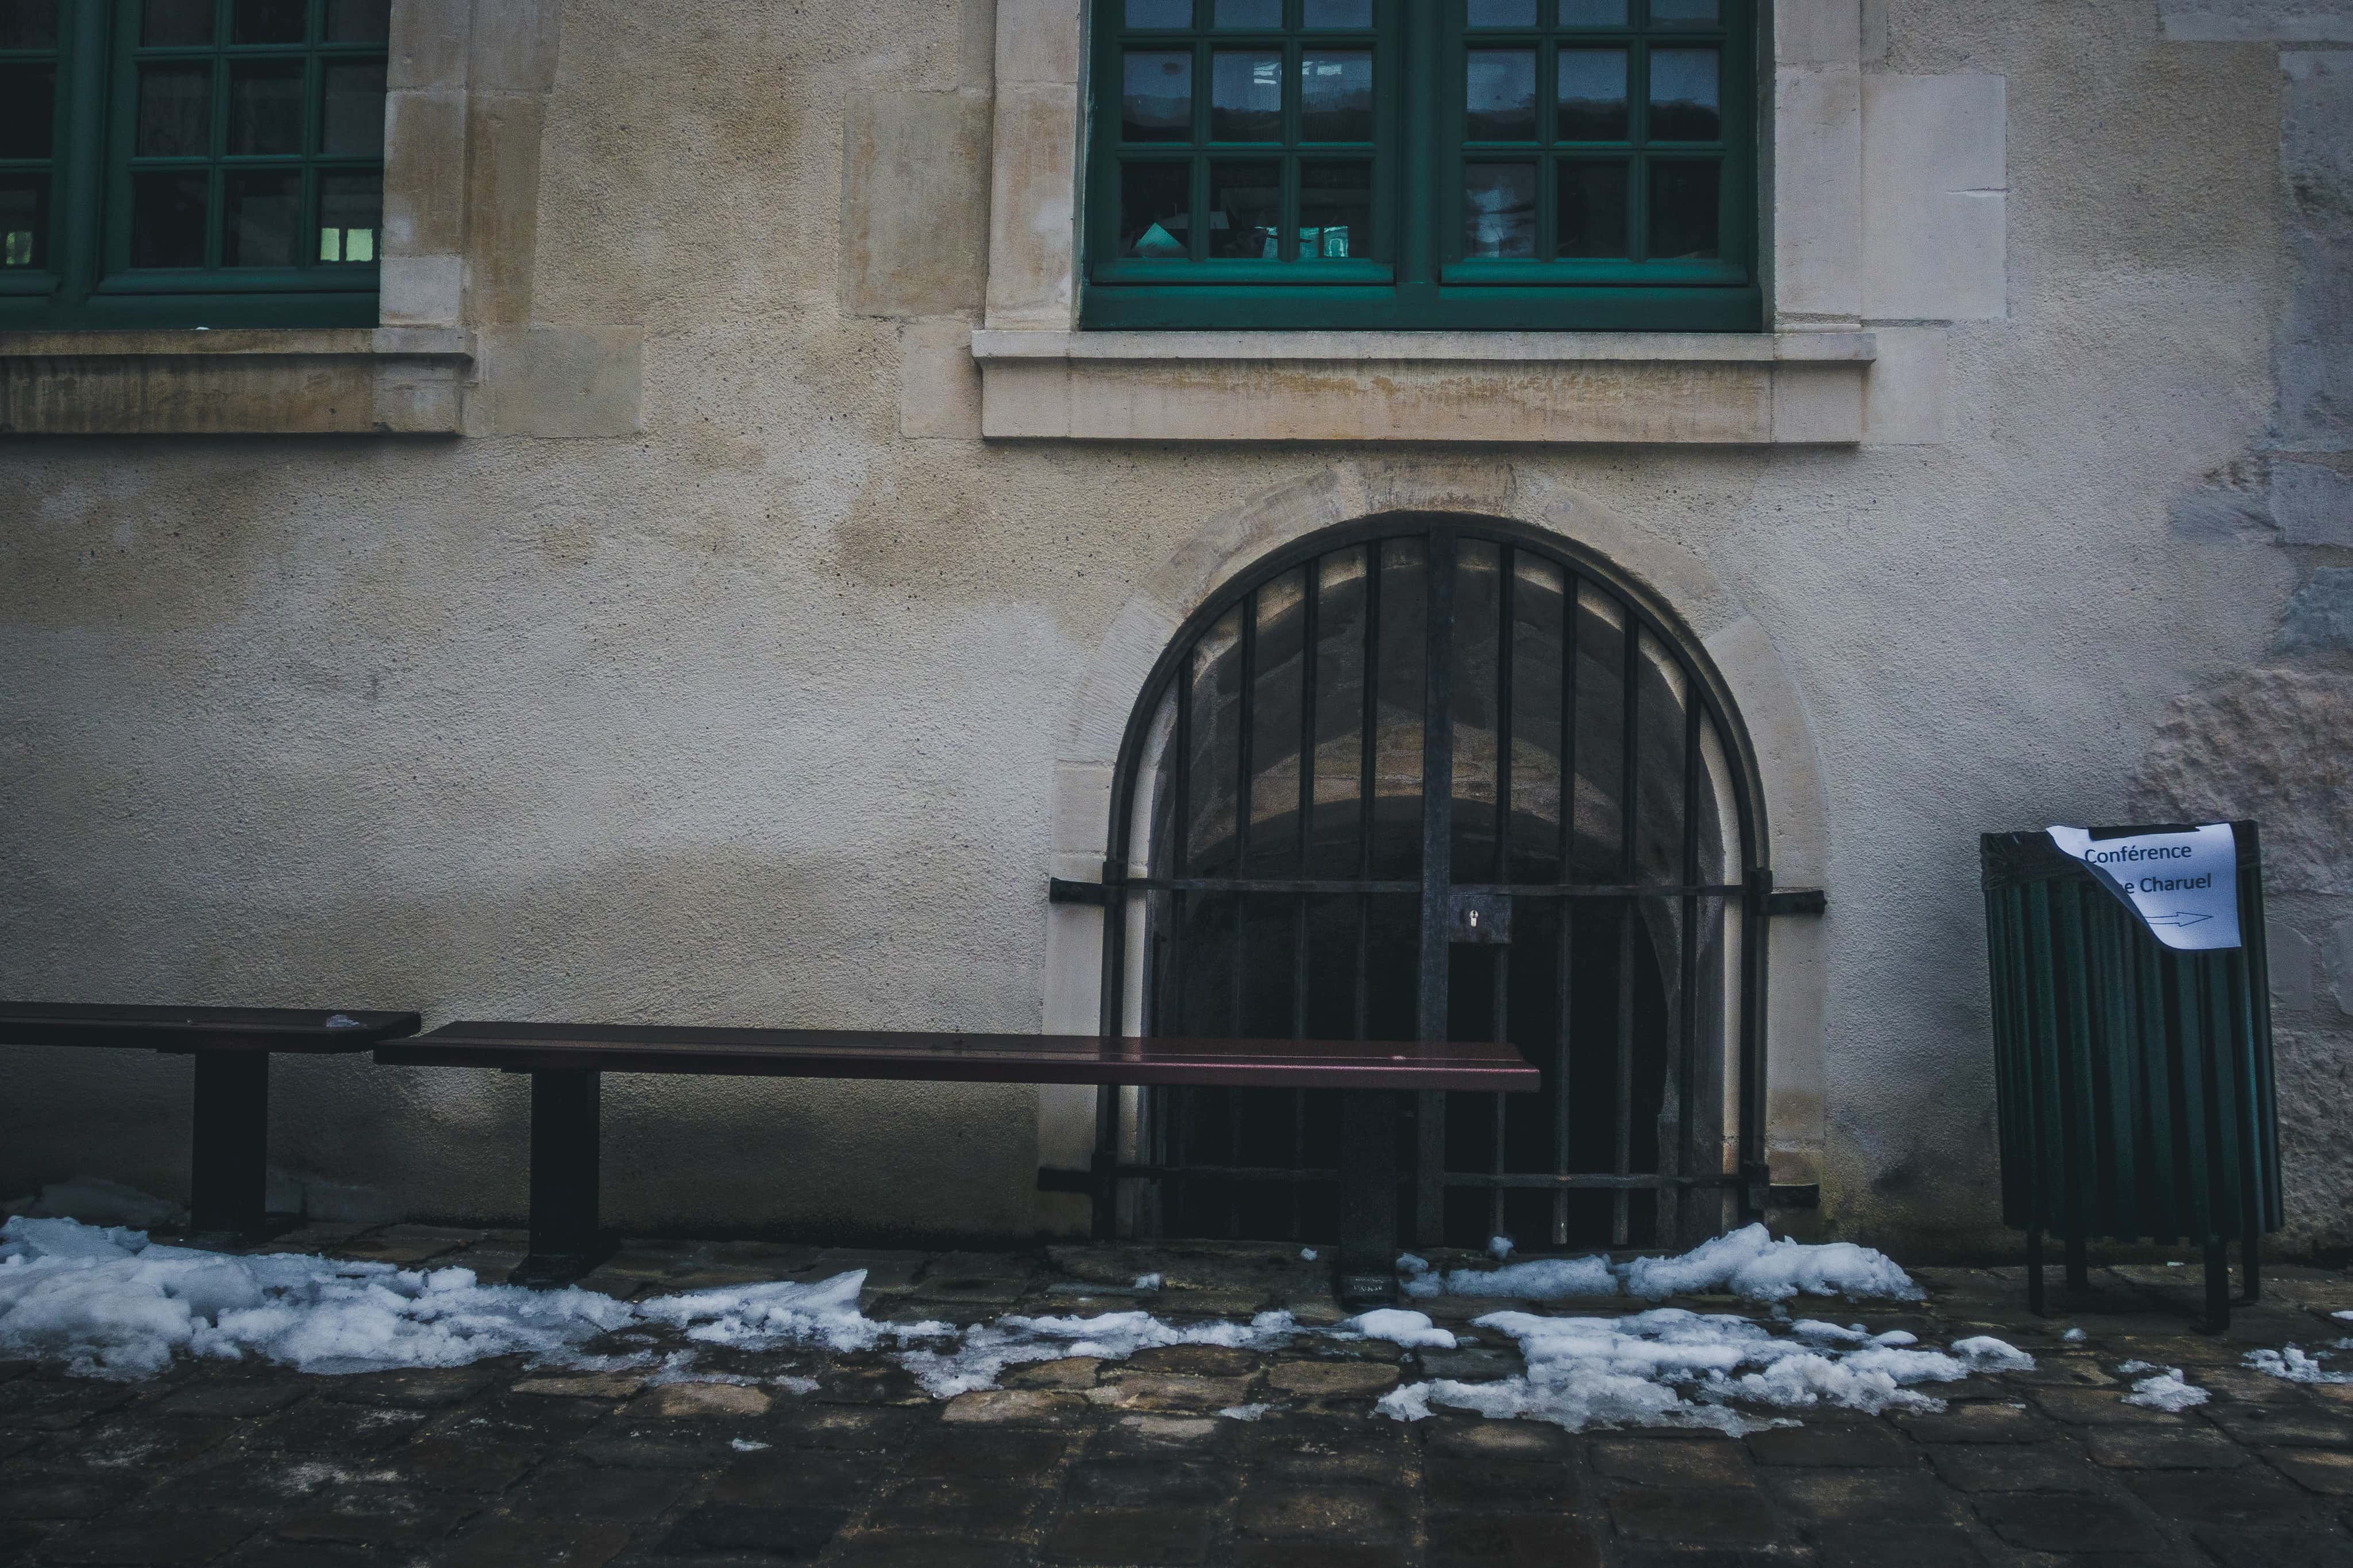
[1448,891,1513,944]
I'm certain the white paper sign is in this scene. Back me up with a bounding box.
[2046,823,2241,952]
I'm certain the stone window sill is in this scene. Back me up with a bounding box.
[969,329,1877,444]
[0,328,473,435]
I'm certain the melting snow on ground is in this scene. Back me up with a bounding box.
[1376,1310,2029,1435]
[1399,1223,1924,1304]
[2,1216,2035,1434]
[2244,1346,2353,1385]
[2120,1366,2209,1410]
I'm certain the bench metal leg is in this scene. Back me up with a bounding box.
[2241,1225,2261,1305]
[1090,1086,1119,1242]
[1336,1089,1399,1307]
[519,1069,607,1285]
[2202,1234,2230,1334]
[2063,1226,2089,1294]
[189,1052,271,1237]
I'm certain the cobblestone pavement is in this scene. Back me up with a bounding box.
[3,1223,2351,1567]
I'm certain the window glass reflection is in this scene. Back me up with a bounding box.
[1123,51,1192,141]
[1465,50,1536,141]
[1463,162,1535,257]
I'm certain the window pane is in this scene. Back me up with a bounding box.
[1650,0,1718,22]
[1210,51,1282,141]
[1299,159,1369,257]
[1649,159,1718,257]
[1127,0,1191,24]
[1119,160,1190,257]
[1123,52,1191,142]
[228,61,304,155]
[233,0,306,44]
[0,1,58,48]
[223,169,299,264]
[1556,49,1626,141]
[1208,159,1280,257]
[1300,52,1372,142]
[1213,0,1280,25]
[1557,159,1626,256]
[322,61,385,155]
[130,171,209,266]
[325,0,391,42]
[1302,0,1371,26]
[138,64,213,156]
[0,64,53,159]
[1648,48,1719,140]
[140,0,213,45]
[318,169,380,261]
[0,173,45,268]
[1465,50,1534,141]
[1463,162,1534,257]
[1466,0,1534,25]
[1559,0,1626,23]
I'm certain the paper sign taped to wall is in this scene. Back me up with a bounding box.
[2046,823,2241,952]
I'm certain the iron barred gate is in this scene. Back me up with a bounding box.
[1083,515,1774,1253]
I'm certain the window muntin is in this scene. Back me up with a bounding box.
[1085,0,1757,331]
[1,0,385,328]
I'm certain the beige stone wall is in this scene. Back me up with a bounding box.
[1,0,2344,1256]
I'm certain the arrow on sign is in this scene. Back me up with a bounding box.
[2140,910,2215,928]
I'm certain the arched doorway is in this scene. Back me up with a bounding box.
[1094,514,1769,1253]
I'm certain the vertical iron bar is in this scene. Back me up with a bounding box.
[1613,604,1639,1246]
[1357,544,1380,1046]
[1554,573,1579,1246]
[1164,643,1194,1238]
[1677,679,1702,1243]
[1230,594,1256,1238]
[1491,549,1515,1241]
[1293,559,1320,1241]
[1417,524,1459,1246]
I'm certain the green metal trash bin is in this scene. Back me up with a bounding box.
[1980,820,2280,1330]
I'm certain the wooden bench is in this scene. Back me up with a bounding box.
[1,1002,421,1237]
[376,1022,1538,1296]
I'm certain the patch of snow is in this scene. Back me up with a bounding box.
[1218,1403,1271,1420]
[1488,1235,1515,1261]
[1299,1249,1317,1262]
[773,1375,820,1394]
[2244,1346,2352,1385]
[1340,1310,1456,1350]
[730,1438,771,1451]
[2062,1327,2087,1343]
[1375,1381,1433,1422]
[894,1308,1301,1400]
[2333,1310,2353,1323]
[637,1272,918,1355]
[1950,1337,2034,1372]
[2117,1360,2157,1376]
[1409,1306,2009,1436]
[1132,1274,1163,1292]
[0,1216,632,1380]
[1621,1226,1922,1303]
[2122,1368,2208,1410]
[1402,1254,1617,1301]
[1398,1225,1921,1305]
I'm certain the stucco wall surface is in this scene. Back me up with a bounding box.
[1,0,2345,1254]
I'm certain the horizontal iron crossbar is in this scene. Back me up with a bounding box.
[1112,877,1749,898]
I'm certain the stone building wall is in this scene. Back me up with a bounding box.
[0,0,2346,1256]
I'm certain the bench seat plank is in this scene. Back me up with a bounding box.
[0,1002,421,1055]
[377,1022,1539,1092]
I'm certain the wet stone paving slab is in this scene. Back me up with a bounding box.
[2,1224,2351,1567]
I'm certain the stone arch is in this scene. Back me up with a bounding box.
[1035,461,1831,1223]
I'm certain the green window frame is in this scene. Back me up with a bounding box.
[1084,0,1758,331]
[1,0,385,330]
